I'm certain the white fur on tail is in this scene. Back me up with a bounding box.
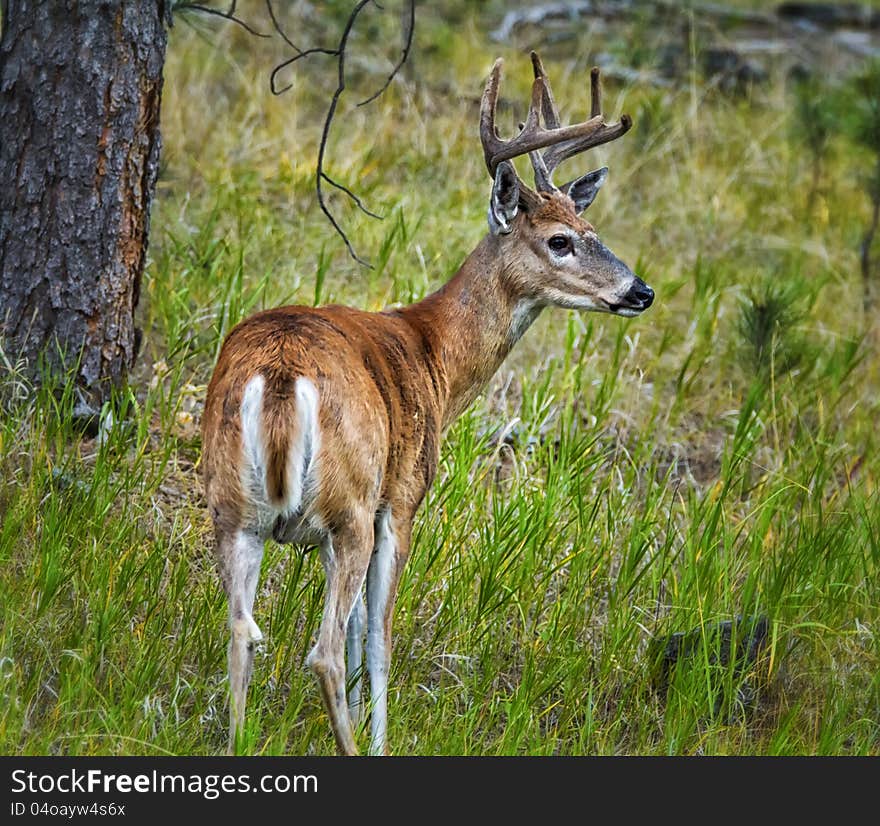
[240,374,268,504]
[281,377,320,516]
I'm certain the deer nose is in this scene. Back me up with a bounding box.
[626,278,654,309]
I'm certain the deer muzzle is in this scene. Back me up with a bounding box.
[608,276,654,316]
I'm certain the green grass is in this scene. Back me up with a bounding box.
[2,5,880,755]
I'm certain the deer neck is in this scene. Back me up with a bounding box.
[398,234,542,428]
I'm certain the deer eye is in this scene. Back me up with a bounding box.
[548,234,573,255]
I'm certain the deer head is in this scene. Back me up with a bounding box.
[480,52,653,317]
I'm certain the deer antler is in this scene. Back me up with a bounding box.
[480,52,632,198]
[530,53,632,192]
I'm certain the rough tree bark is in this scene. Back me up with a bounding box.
[0,1,169,411]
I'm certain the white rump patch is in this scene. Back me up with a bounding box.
[239,374,321,520]
[240,375,268,503]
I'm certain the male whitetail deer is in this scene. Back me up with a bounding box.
[202,52,654,755]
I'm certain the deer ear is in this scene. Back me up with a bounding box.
[488,161,520,235]
[565,167,608,214]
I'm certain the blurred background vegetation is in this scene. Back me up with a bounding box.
[2,0,880,755]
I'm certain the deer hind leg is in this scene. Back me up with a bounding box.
[366,509,411,756]
[220,528,265,754]
[346,592,367,726]
[307,515,373,755]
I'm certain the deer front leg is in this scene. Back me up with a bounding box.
[366,509,412,756]
[307,515,373,756]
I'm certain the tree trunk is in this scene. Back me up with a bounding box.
[0,1,168,411]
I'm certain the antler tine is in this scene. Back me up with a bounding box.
[480,58,606,176]
[479,59,504,174]
[479,59,544,174]
[540,114,633,181]
[530,59,632,192]
[531,51,560,130]
[529,149,554,193]
[590,66,602,119]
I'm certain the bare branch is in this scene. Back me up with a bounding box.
[176,0,417,266]
[265,0,301,52]
[271,48,338,96]
[358,0,416,107]
[174,3,271,38]
[321,172,383,219]
[313,0,379,266]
